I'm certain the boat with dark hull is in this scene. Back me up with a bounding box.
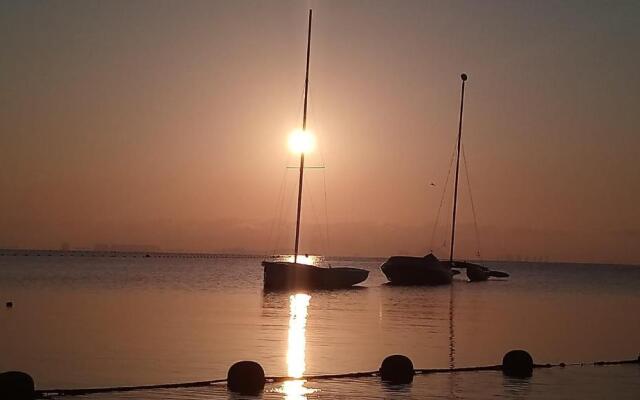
[263,261,369,290]
[381,74,508,285]
[381,254,454,286]
[455,261,509,282]
[262,10,368,290]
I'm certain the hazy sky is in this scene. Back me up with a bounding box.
[1,1,639,263]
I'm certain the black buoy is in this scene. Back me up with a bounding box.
[0,371,35,400]
[227,361,265,395]
[5,302,12,308]
[502,350,534,378]
[379,355,414,384]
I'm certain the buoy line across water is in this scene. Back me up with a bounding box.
[19,351,639,398]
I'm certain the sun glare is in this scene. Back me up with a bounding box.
[288,129,315,154]
[289,254,317,265]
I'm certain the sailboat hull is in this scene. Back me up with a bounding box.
[380,256,453,286]
[263,261,369,290]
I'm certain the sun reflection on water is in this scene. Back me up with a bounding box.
[287,293,310,378]
[280,293,317,399]
[281,379,314,399]
[285,254,321,266]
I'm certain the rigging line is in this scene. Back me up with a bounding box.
[306,176,324,256]
[312,114,331,260]
[461,143,481,258]
[322,168,331,260]
[429,142,458,252]
[272,72,308,256]
[274,171,297,255]
[315,146,331,260]
[305,90,331,260]
[267,165,290,255]
[273,162,294,255]
[284,177,300,254]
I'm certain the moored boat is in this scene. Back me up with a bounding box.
[263,261,369,290]
[262,10,368,290]
[381,254,454,286]
[380,74,507,285]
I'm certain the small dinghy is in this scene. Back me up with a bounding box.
[455,261,510,282]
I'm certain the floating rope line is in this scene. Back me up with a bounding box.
[37,379,227,397]
[36,357,639,398]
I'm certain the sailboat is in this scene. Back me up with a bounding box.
[262,10,369,290]
[381,74,508,285]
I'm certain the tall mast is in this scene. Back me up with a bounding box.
[293,9,313,263]
[449,73,468,264]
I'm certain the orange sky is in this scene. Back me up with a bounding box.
[1,1,639,263]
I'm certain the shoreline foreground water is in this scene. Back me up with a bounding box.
[1,254,639,398]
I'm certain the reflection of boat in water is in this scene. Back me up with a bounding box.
[263,10,368,290]
[381,74,508,285]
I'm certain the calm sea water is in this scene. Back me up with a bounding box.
[1,252,639,399]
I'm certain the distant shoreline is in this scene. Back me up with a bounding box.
[0,248,638,268]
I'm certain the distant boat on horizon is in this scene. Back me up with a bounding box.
[381,74,508,285]
[262,9,369,290]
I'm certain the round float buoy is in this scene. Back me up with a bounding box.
[502,350,533,378]
[227,361,265,395]
[461,73,468,81]
[379,354,414,384]
[5,302,12,308]
[0,371,35,400]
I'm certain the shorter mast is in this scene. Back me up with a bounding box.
[449,73,467,264]
[293,9,313,263]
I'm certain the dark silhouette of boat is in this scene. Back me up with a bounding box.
[381,253,454,286]
[456,261,509,282]
[263,261,369,290]
[381,74,508,285]
[262,10,368,290]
